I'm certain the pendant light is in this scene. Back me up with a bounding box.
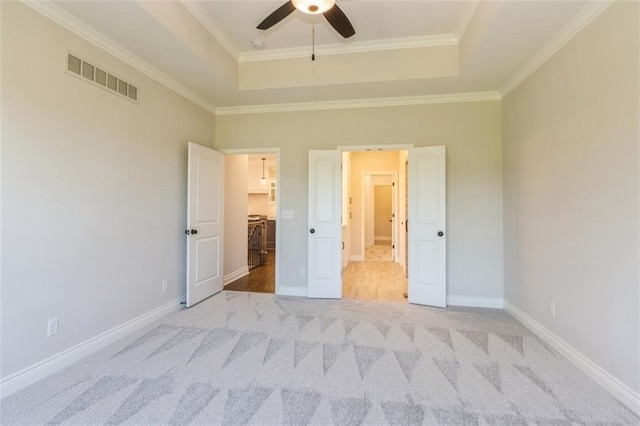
[260,158,267,185]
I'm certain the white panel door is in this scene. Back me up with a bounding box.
[186,142,225,307]
[408,146,446,307]
[308,150,342,298]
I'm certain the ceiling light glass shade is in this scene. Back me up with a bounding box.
[292,0,336,15]
[260,176,267,185]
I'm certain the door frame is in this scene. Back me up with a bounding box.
[221,148,281,296]
[361,172,398,261]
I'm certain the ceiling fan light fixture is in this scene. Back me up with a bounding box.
[292,0,336,15]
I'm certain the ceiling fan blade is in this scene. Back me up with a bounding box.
[323,4,355,38]
[257,1,296,30]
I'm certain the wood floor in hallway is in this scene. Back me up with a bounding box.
[343,244,407,302]
[226,250,275,294]
[226,245,408,302]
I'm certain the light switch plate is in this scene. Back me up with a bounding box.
[282,210,294,219]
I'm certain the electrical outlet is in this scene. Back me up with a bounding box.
[550,302,556,318]
[47,318,59,337]
[162,279,168,292]
[299,267,306,278]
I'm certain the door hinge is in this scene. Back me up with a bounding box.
[392,182,395,186]
[392,245,395,249]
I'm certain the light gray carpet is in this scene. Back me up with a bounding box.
[2,291,637,425]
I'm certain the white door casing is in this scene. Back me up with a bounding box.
[308,150,342,298]
[186,142,225,307]
[408,146,446,307]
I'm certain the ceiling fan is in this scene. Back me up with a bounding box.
[257,0,355,39]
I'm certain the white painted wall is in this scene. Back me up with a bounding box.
[503,1,639,395]
[224,155,248,280]
[215,101,504,302]
[1,3,216,380]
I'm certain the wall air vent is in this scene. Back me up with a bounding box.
[66,53,139,103]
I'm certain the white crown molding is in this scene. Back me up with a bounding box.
[500,0,614,97]
[215,91,501,116]
[239,33,458,63]
[455,0,480,42]
[180,1,240,61]
[22,0,218,114]
[504,301,640,416]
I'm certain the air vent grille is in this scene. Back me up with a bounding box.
[67,53,139,103]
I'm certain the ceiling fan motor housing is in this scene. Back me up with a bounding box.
[292,0,336,15]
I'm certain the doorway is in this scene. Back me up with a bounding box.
[341,151,406,301]
[307,145,447,307]
[222,150,280,295]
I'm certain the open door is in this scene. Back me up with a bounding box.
[186,142,225,307]
[308,150,342,298]
[408,146,446,307]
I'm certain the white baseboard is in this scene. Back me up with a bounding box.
[504,301,640,416]
[447,295,504,309]
[0,297,184,399]
[277,285,308,297]
[374,236,392,241]
[350,255,364,262]
[223,266,249,285]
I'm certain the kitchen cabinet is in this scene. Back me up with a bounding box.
[268,180,276,204]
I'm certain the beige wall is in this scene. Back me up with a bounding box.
[215,100,503,301]
[224,155,248,278]
[374,185,393,239]
[503,1,639,393]
[1,3,216,379]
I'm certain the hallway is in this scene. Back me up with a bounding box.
[343,243,407,302]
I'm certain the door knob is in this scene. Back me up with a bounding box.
[191,229,198,235]
[437,231,444,237]
[310,228,315,234]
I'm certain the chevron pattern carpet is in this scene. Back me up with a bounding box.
[2,291,637,425]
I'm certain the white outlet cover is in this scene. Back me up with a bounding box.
[47,318,59,337]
